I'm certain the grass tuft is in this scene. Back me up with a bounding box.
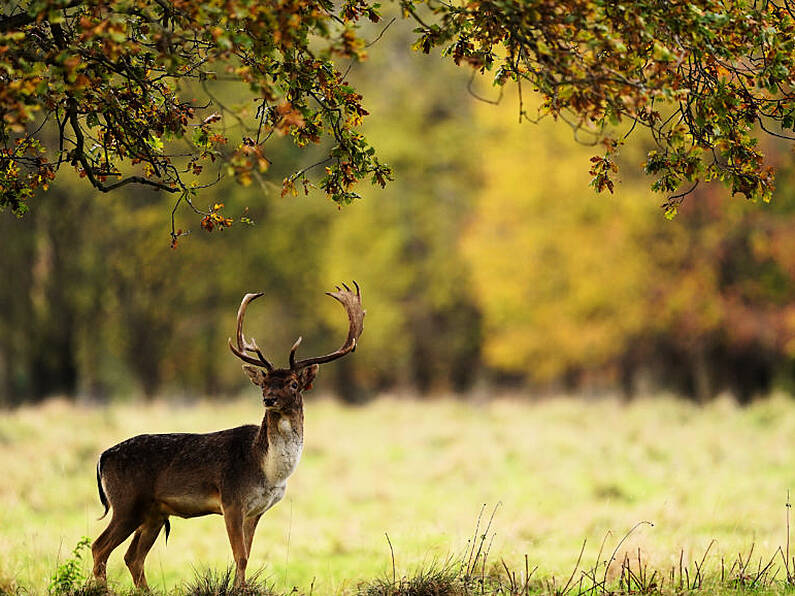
[69,582,116,596]
[181,567,278,596]
[0,576,25,596]
[357,559,465,596]
[357,506,501,596]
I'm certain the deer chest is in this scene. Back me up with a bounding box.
[245,482,287,516]
[263,418,303,486]
[245,425,301,516]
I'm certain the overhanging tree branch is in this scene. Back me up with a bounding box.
[0,0,82,32]
[66,99,178,194]
[4,0,795,228]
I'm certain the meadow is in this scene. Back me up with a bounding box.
[2,393,795,594]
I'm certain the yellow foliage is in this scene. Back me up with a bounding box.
[462,93,659,380]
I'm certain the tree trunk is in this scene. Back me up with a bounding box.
[692,345,712,403]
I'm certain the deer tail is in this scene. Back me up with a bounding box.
[96,455,110,520]
[164,518,171,545]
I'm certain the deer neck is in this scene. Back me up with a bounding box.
[254,407,304,485]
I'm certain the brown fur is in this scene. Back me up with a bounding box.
[92,366,317,589]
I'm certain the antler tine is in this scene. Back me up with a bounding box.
[245,337,272,366]
[289,336,303,369]
[291,281,365,370]
[228,338,272,368]
[229,292,274,372]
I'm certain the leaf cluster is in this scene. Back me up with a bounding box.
[48,536,92,595]
[402,0,795,209]
[6,0,795,224]
[1,0,392,235]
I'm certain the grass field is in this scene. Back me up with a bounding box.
[2,393,795,594]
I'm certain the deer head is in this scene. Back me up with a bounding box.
[228,282,365,409]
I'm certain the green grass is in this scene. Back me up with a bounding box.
[2,393,795,594]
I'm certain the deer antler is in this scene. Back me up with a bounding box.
[228,292,275,372]
[290,281,365,370]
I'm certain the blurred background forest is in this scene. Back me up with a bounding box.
[4,20,795,408]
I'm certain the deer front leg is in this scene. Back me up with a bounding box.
[223,506,248,587]
[243,513,263,560]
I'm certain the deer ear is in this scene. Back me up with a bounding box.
[299,364,319,391]
[242,365,267,386]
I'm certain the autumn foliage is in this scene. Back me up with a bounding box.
[5,40,795,404]
[464,95,795,401]
[409,0,795,212]
[1,0,392,239]
[3,0,795,230]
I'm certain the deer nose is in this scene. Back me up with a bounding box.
[263,396,277,407]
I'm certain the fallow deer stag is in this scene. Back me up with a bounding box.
[91,283,364,589]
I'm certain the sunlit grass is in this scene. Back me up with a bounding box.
[2,393,795,594]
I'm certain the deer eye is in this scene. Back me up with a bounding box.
[290,381,298,390]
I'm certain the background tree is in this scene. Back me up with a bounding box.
[464,95,795,402]
[462,95,657,392]
[5,5,795,405]
[323,28,482,398]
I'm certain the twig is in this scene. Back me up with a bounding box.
[385,532,396,585]
[462,504,486,578]
[602,521,654,587]
[561,539,586,595]
[365,17,396,47]
[787,490,792,582]
[467,70,504,105]
[665,180,699,206]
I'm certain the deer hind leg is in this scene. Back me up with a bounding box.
[123,529,143,586]
[124,516,165,589]
[223,506,248,587]
[92,510,140,582]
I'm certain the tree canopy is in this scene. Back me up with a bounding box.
[3,0,795,235]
